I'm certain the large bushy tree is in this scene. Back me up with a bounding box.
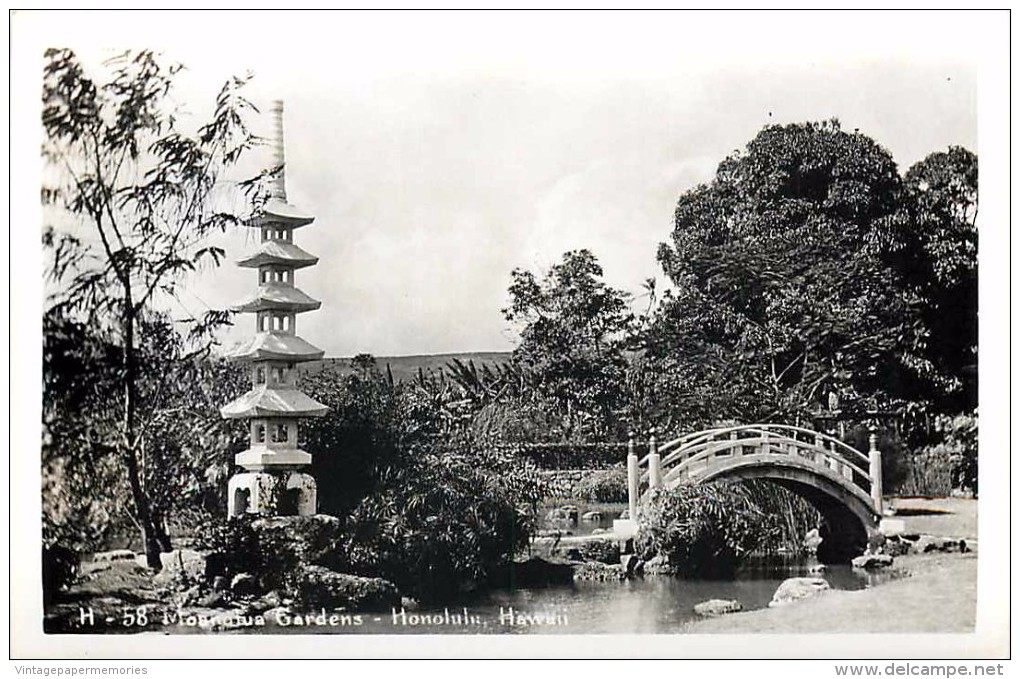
[898,146,978,415]
[42,49,270,566]
[648,121,932,426]
[502,249,633,440]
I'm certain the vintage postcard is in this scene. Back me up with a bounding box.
[10,9,1010,663]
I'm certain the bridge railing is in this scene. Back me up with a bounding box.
[622,424,883,523]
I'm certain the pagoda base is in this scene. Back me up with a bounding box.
[227,471,317,518]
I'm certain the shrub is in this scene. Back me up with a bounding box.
[635,482,781,578]
[741,479,821,555]
[573,467,629,502]
[334,437,547,602]
[578,539,620,564]
[42,545,80,604]
[842,424,912,493]
[902,411,977,497]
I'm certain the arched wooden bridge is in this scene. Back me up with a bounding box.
[615,424,884,561]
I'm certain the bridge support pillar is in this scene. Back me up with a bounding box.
[869,431,884,515]
[626,433,639,521]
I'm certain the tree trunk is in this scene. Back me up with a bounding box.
[121,299,164,571]
[153,513,173,552]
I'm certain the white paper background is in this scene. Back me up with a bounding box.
[8,9,1011,661]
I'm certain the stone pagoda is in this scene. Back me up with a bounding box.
[221,101,328,517]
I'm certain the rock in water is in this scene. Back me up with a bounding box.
[768,577,830,607]
[802,529,822,554]
[230,572,258,596]
[852,553,894,570]
[694,599,742,617]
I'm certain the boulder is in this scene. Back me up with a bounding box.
[293,565,400,611]
[154,549,207,585]
[495,557,576,587]
[197,591,227,608]
[768,577,830,607]
[883,536,912,557]
[802,529,822,554]
[910,534,968,554]
[866,531,887,554]
[852,553,894,570]
[250,514,345,566]
[573,562,627,582]
[694,599,742,617]
[230,573,259,597]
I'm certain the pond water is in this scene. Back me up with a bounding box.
[186,559,890,636]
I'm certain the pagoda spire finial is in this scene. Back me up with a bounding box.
[271,100,287,201]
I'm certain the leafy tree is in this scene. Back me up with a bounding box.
[350,353,379,379]
[503,249,634,440]
[301,367,445,518]
[648,121,928,426]
[43,308,247,554]
[42,49,270,567]
[898,147,978,414]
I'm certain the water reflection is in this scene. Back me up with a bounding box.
[239,560,888,635]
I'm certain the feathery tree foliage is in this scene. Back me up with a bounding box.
[42,49,271,567]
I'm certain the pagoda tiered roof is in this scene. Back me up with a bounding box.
[237,241,319,269]
[232,282,322,313]
[224,333,325,363]
[220,385,329,419]
[249,198,315,228]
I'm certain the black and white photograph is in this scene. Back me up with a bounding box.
[10,9,1010,664]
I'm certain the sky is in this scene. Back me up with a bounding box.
[17,11,984,358]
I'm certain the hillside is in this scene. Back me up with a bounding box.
[305,351,513,383]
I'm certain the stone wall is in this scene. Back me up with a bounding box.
[541,469,590,503]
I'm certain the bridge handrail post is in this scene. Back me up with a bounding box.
[869,428,884,515]
[648,428,662,489]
